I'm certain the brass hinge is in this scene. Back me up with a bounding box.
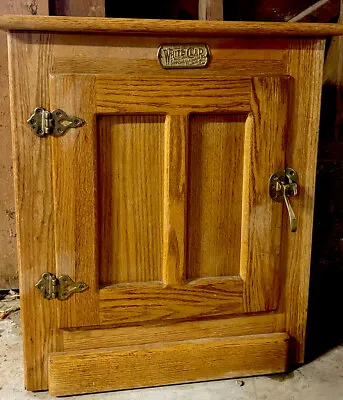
[35,272,88,301]
[27,107,85,137]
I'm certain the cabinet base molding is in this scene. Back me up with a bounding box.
[49,332,289,396]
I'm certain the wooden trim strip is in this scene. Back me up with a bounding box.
[95,76,251,114]
[285,39,325,364]
[62,313,286,351]
[162,115,187,285]
[2,15,343,37]
[49,333,289,396]
[241,76,291,312]
[50,75,100,329]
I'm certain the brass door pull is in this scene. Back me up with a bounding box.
[269,167,298,232]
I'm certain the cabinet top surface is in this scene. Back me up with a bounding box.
[1,15,343,37]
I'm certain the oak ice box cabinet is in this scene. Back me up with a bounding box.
[2,15,342,397]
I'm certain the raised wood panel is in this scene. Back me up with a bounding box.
[50,75,99,329]
[62,313,286,351]
[49,333,289,396]
[98,115,164,285]
[99,279,244,325]
[241,76,291,313]
[95,76,251,114]
[8,32,56,391]
[187,115,246,279]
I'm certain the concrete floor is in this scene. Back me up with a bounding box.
[1,294,343,400]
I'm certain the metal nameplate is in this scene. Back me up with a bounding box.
[158,44,210,69]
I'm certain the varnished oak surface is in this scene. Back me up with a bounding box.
[8,32,58,392]
[98,115,164,285]
[49,333,289,396]
[95,76,251,114]
[51,75,100,329]
[61,313,285,351]
[99,279,244,325]
[241,76,290,312]
[187,115,245,279]
[8,30,325,392]
[1,15,343,36]
[285,39,325,363]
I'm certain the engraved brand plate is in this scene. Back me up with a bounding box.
[158,44,210,69]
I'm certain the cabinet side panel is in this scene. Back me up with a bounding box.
[285,39,325,364]
[0,2,49,289]
[8,32,57,391]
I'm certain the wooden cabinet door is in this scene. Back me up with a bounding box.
[50,74,290,330]
[42,74,292,395]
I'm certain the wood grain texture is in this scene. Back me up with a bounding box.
[187,115,246,280]
[285,39,325,364]
[199,0,224,20]
[50,75,99,329]
[100,279,244,325]
[52,0,105,17]
[241,76,291,313]
[98,115,164,285]
[55,58,287,78]
[96,76,251,114]
[7,32,56,391]
[62,313,286,351]
[49,333,289,396]
[163,116,187,285]
[51,35,287,78]
[7,29,327,393]
[0,1,48,289]
[2,16,343,36]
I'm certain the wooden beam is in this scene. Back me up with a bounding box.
[288,0,339,23]
[52,0,105,17]
[322,1,343,144]
[199,0,223,20]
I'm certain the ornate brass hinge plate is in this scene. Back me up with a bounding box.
[27,107,85,137]
[35,272,88,300]
[158,43,210,69]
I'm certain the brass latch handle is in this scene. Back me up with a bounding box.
[269,167,298,233]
